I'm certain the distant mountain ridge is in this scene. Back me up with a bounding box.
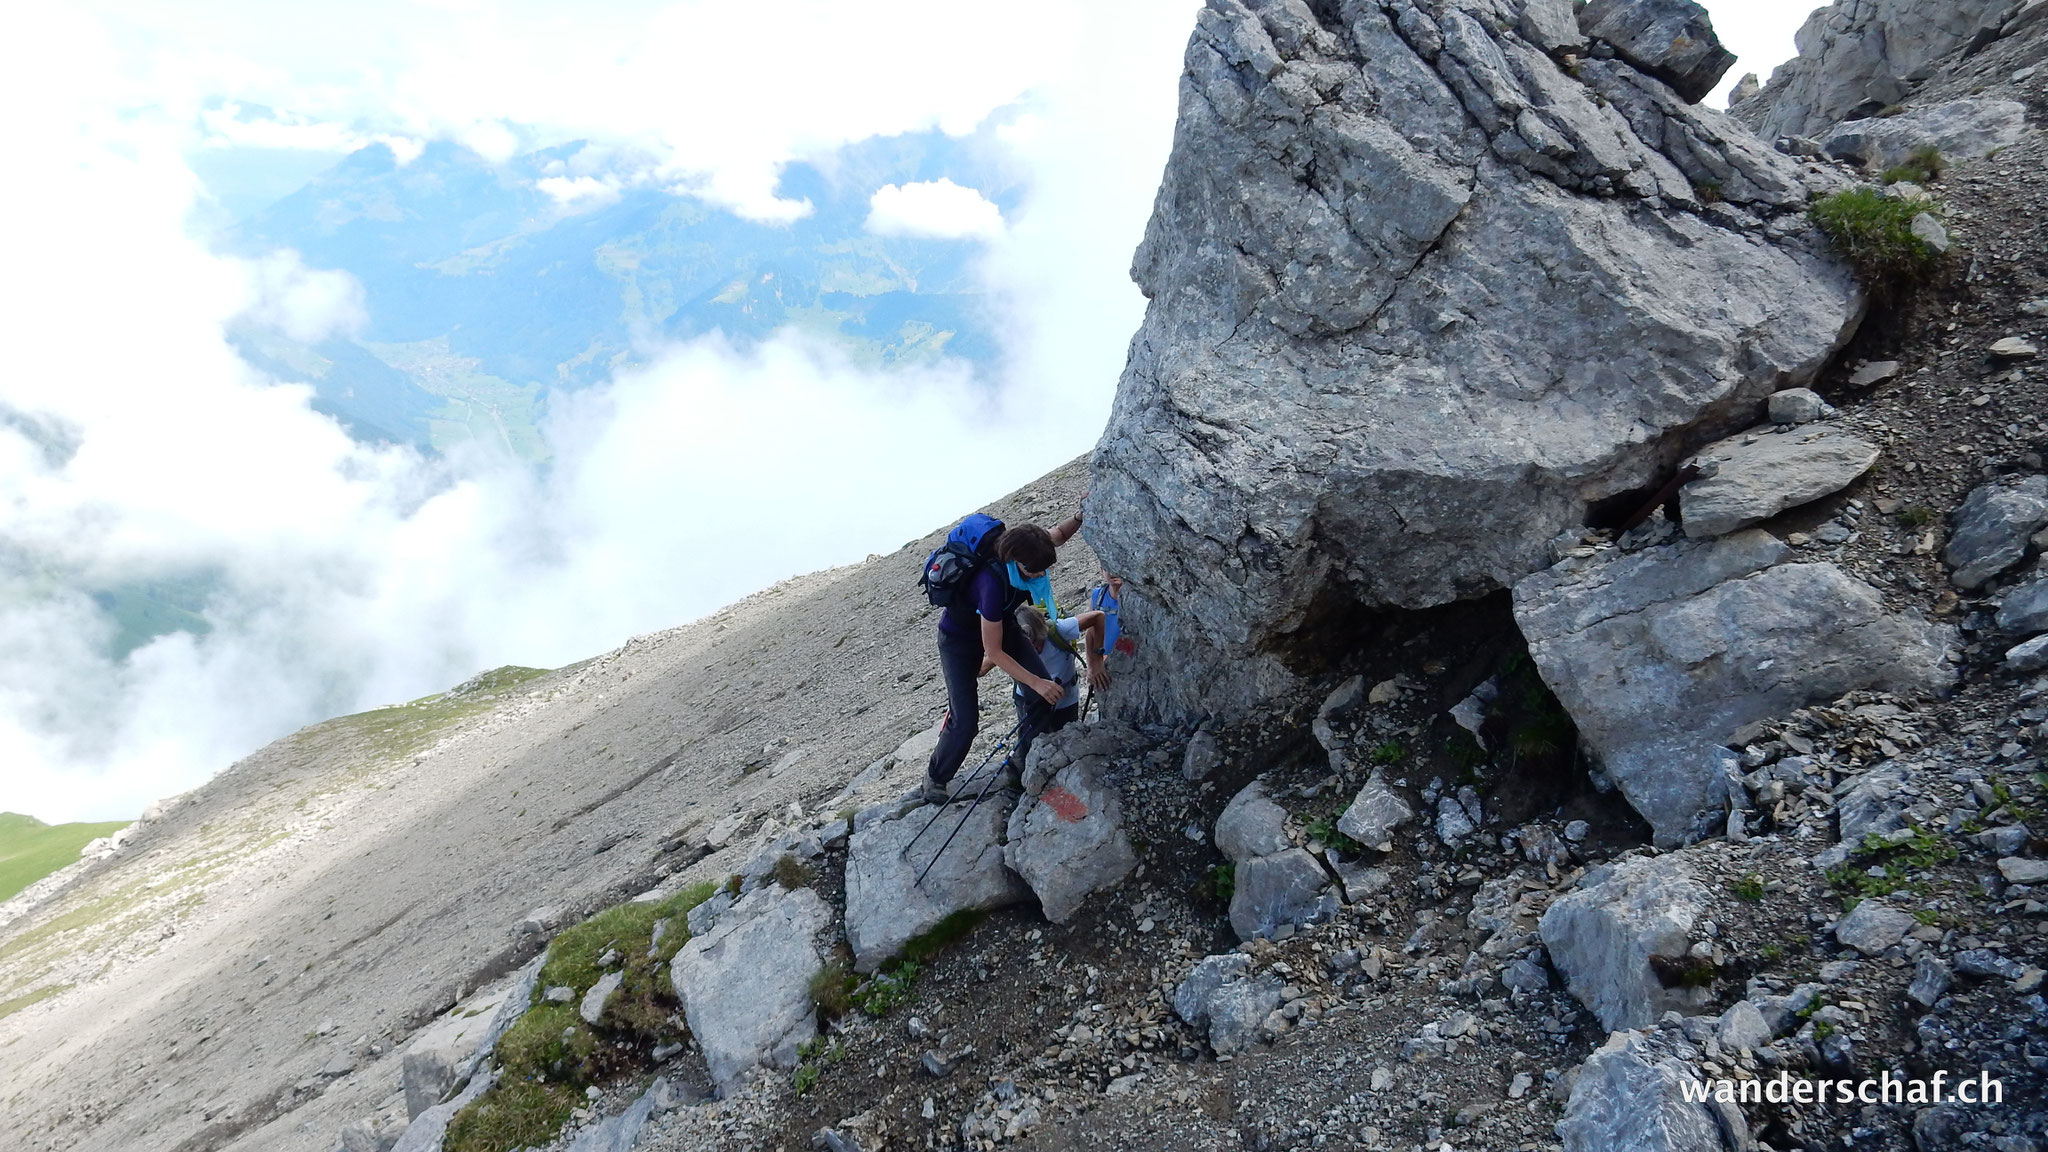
[227,133,1018,457]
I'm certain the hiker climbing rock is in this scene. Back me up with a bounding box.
[917,509,1083,804]
[1003,600,1108,773]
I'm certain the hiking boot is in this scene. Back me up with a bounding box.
[920,776,952,806]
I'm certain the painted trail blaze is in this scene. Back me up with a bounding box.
[1042,786,1089,823]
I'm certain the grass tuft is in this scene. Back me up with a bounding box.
[1810,187,1944,290]
[1880,146,1946,186]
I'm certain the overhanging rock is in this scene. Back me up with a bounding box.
[1085,0,1861,722]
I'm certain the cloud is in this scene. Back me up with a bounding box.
[865,178,1005,240]
[0,0,1199,823]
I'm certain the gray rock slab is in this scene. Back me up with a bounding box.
[671,884,832,1095]
[1577,0,1736,103]
[1557,1030,1727,1152]
[1822,761,1912,867]
[1997,577,2048,637]
[1680,425,1880,538]
[1228,848,1336,942]
[1084,0,1859,721]
[844,797,1028,972]
[1326,851,1392,905]
[1833,899,1915,955]
[1823,98,2029,171]
[1947,475,2048,589]
[1214,779,1290,863]
[1539,855,1712,1032]
[2000,856,2048,884]
[1004,758,1138,924]
[1336,772,1414,851]
[1515,531,1953,845]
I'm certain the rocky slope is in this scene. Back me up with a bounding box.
[8,3,2048,1152]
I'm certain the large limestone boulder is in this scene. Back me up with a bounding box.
[1214,779,1291,862]
[1513,530,1953,845]
[670,884,833,1095]
[844,797,1029,972]
[1734,0,2023,142]
[1539,855,1713,1032]
[1086,0,1860,721]
[1678,424,1881,539]
[1004,756,1138,924]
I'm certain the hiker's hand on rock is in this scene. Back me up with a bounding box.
[1087,657,1110,692]
[1032,677,1064,705]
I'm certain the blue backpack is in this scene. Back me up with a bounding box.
[920,514,1003,607]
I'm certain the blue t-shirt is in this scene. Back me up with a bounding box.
[1090,585,1121,651]
[939,565,1017,637]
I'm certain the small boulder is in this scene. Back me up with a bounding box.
[1847,361,1900,388]
[1996,577,2048,637]
[1557,1030,1729,1152]
[1680,425,1880,539]
[2009,635,2048,674]
[1716,1001,1770,1051]
[580,972,623,1027]
[1214,779,1291,863]
[1991,336,2041,360]
[1173,954,1253,1027]
[1228,848,1337,942]
[1907,956,1953,1008]
[1910,214,1950,256]
[1946,475,2048,589]
[1832,899,1915,956]
[1336,772,1413,851]
[1576,0,1736,104]
[1182,729,1223,781]
[670,884,832,1095]
[1765,388,1825,424]
[1204,974,1286,1056]
[1538,855,1713,1032]
[1004,757,1138,924]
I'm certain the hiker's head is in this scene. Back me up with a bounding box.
[1015,606,1048,652]
[1100,569,1123,597]
[998,524,1057,577]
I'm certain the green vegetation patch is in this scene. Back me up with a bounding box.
[1810,187,1945,289]
[313,666,551,765]
[1825,824,1957,908]
[0,812,131,903]
[1880,146,1946,186]
[446,881,717,1152]
[0,983,72,1023]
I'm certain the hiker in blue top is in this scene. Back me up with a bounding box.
[1089,569,1123,656]
[920,509,1084,804]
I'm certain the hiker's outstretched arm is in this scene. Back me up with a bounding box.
[1049,506,1083,546]
[982,616,1062,704]
[1077,610,1110,690]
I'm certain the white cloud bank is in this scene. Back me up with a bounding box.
[866,178,1006,240]
[0,0,1197,822]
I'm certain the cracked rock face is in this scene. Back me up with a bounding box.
[1087,0,1861,721]
[1733,0,2022,142]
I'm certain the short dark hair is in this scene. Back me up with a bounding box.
[997,523,1057,571]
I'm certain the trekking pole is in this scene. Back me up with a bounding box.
[916,704,1047,888]
[903,721,1021,854]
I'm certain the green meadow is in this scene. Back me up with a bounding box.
[0,813,131,904]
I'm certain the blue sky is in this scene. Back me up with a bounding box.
[0,1,1804,821]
